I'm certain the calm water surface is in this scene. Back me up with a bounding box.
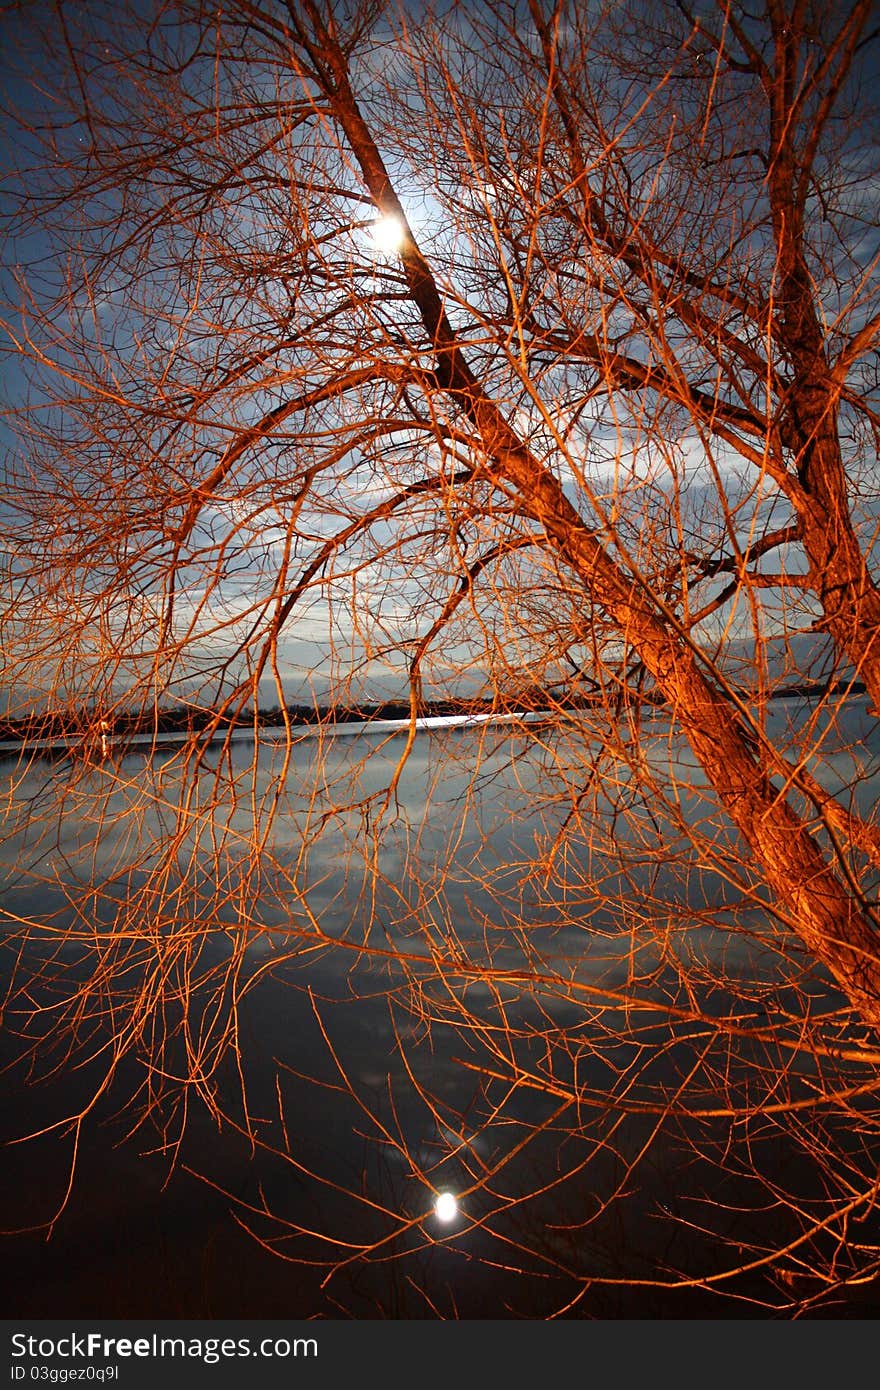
[3,705,880,1317]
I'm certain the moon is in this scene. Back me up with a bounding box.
[433,1191,458,1223]
[371,214,405,255]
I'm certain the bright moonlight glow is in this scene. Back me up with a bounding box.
[371,214,405,255]
[434,1191,458,1223]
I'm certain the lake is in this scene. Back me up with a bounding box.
[3,703,880,1317]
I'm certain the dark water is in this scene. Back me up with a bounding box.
[3,709,880,1318]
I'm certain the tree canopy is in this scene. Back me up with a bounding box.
[3,0,880,1314]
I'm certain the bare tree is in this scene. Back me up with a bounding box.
[3,0,880,1315]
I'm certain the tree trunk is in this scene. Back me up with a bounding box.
[767,5,880,713]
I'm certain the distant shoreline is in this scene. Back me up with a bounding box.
[0,683,869,762]
[0,709,559,760]
[0,693,601,748]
